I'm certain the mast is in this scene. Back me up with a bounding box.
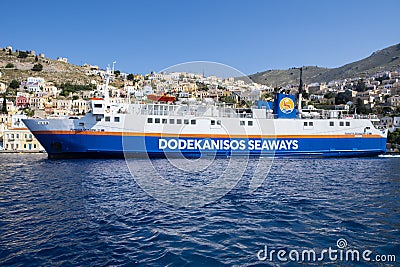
[103,61,116,103]
[298,67,303,118]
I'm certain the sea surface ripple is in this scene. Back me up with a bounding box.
[0,154,399,266]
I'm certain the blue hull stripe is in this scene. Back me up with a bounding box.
[32,133,387,158]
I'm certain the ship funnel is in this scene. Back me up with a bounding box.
[298,67,303,118]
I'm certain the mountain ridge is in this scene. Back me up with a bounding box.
[249,43,400,86]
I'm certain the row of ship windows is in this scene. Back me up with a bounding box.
[95,116,120,122]
[147,118,199,125]
[146,118,255,126]
[303,121,351,127]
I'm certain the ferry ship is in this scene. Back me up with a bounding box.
[22,70,387,159]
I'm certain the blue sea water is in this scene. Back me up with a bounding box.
[0,154,399,266]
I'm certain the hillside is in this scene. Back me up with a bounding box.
[249,43,400,86]
[0,49,101,85]
[248,66,331,87]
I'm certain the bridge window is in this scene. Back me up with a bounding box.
[105,116,111,122]
[147,118,153,123]
[191,119,196,125]
[248,121,253,126]
[184,119,189,125]
[94,103,102,108]
[304,122,308,126]
[114,117,120,123]
[346,121,350,126]
[217,120,221,125]
[177,119,182,124]
[309,122,313,126]
[155,118,160,123]
[340,121,344,126]
[96,116,102,121]
[169,119,175,124]
[211,120,215,125]
[162,119,167,124]
[329,121,334,126]
[240,121,245,126]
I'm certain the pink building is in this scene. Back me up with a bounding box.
[15,95,30,109]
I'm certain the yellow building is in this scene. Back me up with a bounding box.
[3,128,44,152]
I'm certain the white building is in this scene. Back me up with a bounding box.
[72,99,90,114]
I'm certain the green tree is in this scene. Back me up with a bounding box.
[355,80,366,92]
[335,91,353,105]
[114,70,120,77]
[127,73,134,80]
[24,109,35,117]
[17,51,28,58]
[5,63,14,68]
[35,55,38,62]
[388,129,400,146]
[324,92,335,99]
[32,63,43,71]
[9,80,19,89]
[1,94,7,114]
[355,98,368,114]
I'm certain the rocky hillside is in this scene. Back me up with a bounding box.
[249,43,400,86]
[0,49,101,85]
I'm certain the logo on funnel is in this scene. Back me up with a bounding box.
[279,97,295,114]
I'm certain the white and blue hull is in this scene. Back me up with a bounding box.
[23,110,387,158]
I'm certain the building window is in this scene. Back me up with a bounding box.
[24,144,26,149]
[94,103,102,108]
[177,119,182,124]
[248,121,253,126]
[340,121,344,126]
[105,116,111,122]
[240,121,245,126]
[34,144,37,148]
[184,119,189,125]
[155,118,160,123]
[79,122,84,126]
[147,118,153,123]
[191,119,196,125]
[329,121,334,126]
[169,119,175,124]
[114,117,120,123]
[346,121,350,126]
